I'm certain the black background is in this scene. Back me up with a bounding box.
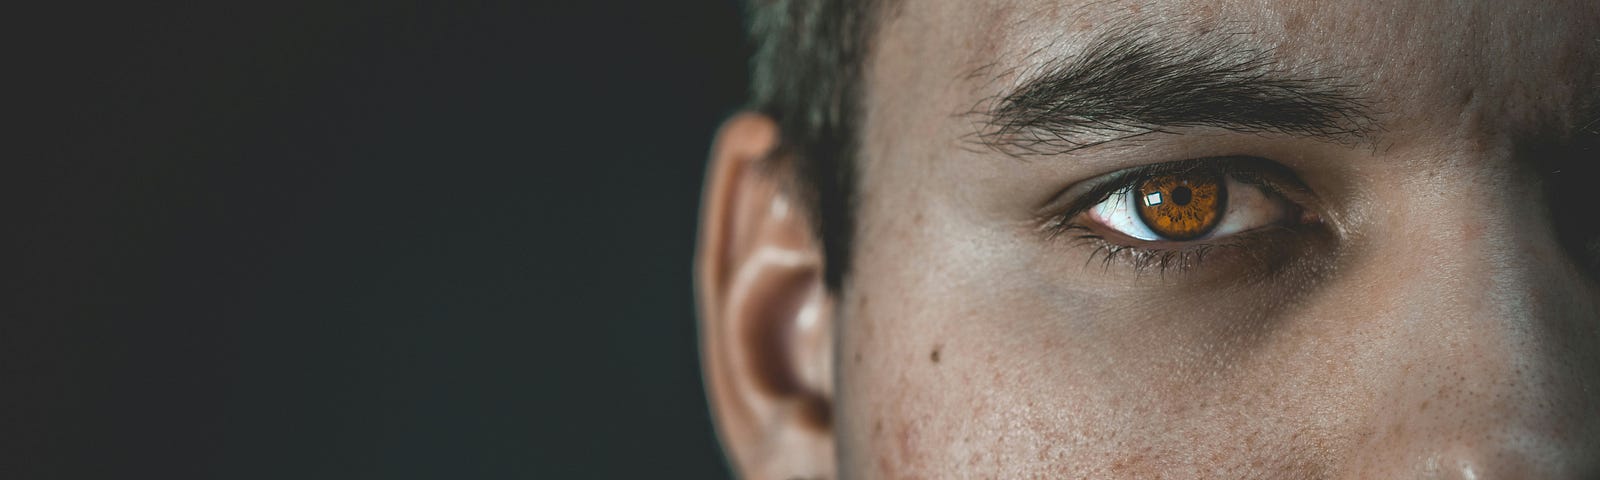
[11,1,742,477]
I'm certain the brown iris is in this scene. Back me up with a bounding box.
[1134,172,1226,240]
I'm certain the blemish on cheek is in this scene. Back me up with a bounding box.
[930,344,942,364]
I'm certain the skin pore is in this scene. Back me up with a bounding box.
[698,1,1600,478]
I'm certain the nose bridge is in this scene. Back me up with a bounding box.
[1349,153,1600,477]
[1443,172,1557,329]
[1387,156,1553,367]
[1385,141,1585,332]
[1399,152,1597,376]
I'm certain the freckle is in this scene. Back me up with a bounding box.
[930,345,942,364]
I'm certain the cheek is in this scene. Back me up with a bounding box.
[833,204,1065,476]
[837,290,1362,478]
[835,284,1074,478]
[834,213,1358,477]
[834,218,1148,477]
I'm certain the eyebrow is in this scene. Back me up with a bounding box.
[974,23,1378,155]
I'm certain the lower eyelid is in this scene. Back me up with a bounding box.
[1066,222,1326,278]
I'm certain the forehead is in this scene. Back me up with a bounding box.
[868,0,1600,143]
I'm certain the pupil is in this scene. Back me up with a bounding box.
[1171,186,1193,206]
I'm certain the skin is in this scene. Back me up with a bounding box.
[698,1,1600,478]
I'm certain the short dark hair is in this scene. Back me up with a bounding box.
[743,0,887,290]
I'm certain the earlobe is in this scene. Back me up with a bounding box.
[696,113,836,479]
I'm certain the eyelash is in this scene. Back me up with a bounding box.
[1040,157,1316,275]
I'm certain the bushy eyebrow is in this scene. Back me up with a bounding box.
[973,23,1378,155]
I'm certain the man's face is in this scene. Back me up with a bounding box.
[832,0,1600,477]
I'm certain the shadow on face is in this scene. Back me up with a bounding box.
[698,1,1600,478]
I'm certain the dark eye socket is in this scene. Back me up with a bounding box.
[1543,140,1600,276]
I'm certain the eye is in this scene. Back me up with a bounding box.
[1041,157,1327,275]
[1081,161,1302,243]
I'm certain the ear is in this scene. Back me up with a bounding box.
[696,113,835,479]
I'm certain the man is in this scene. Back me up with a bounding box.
[695,0,1600,477]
